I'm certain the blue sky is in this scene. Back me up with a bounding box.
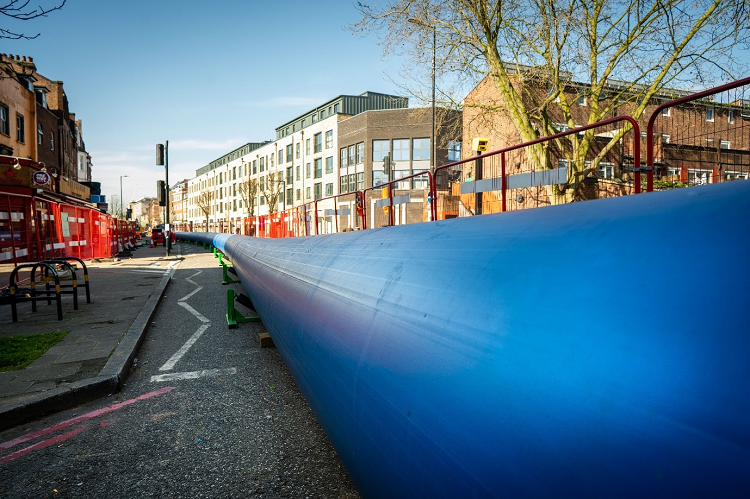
[2,0,408,203]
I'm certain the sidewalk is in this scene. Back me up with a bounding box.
[0,242,181,431]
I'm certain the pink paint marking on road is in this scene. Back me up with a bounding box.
[0,386,176,452]
[0,426,89,465]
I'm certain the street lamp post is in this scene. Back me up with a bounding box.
[408,17,436,175]
[119,175,128,218]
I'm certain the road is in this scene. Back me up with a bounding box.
[0,243,360,498]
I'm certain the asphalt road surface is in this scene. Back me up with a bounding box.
[0,244,360,498]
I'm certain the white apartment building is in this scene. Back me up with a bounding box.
[186,92,409,234]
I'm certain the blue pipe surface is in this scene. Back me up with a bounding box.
[177,180,750,498]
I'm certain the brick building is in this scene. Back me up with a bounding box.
[0,54,92,201]
[463,74,750,188]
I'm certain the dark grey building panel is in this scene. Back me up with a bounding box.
[274,91,408,140]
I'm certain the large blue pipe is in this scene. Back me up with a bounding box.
[177,180,749,497]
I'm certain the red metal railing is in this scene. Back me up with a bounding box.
[433,116,641,220]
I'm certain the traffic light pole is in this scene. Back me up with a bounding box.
[165,140,170,257]
[156,141,171,257]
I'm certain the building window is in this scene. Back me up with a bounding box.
[16,114,24,143]
[260,157,265,172]
[296,142,301,159]
[373,171,388,187]
[660,107,670,117]
[326,156,333,174]
[0,103,8,135]
[728,110,735,124]
[578,95,587,106]
[340,175,348,194]
[392,139,410,161]
[357,172,364,190]
[448,140,461,161]
[306,162,311,178]
[270,153,275,168]
[356,142,364,164]
[662,134,670,144]
[720,140,730,150]
[306,138,310,155]
[252,160,257,174]
[373,139,390,162]
[348,174,356,193]
[278,149,284,164]
[296,165,301,181]
[334,103,340,113]
[706,107,714,122]
[597,162,614,179]
[286,188,293,206]
[314,132,323,153]
[296,189,301,201]
[412,138,430,160]
[725,171,748,180]
[314,158,322,178]
[325,182,333,196]
[305,186,311,200]
[286,166,293,184]
[340,147,348,168]
[37,123,43,145]
[286,144,293,162]
[325,130,333,149]
[688,169,712,185]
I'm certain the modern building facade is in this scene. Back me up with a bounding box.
[183,91,460,235]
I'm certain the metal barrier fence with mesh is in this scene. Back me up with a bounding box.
[362,171,432,229]
[647,76,750,190]
[434,116,641,219]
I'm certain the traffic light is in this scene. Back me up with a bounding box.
[157,180,166,206]
[383,154,392,179]
[156,144,165,165]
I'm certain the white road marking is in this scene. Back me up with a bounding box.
[130,269,171,274]
[179,287,202,302]
[178,302,210,323]
[186,270,202,286]
[159,324,210,371]
[150,368,236,382]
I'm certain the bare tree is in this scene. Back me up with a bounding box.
[196,191,214,232]
[238,177,258,218]
[1,0,66,40]
[262,172,284,215]
[352,0,750,200]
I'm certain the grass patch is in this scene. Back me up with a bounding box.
[0,331,70,372]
